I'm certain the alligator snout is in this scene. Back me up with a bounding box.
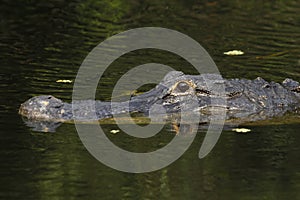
[19,95,64,120]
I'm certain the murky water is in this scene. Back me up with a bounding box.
[1,0,300,199]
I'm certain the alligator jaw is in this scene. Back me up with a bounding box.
[19,71,300,132]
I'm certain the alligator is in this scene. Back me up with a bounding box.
[19,71,300,132]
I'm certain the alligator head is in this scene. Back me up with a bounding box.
[19,95,71,121]
[19,71,300,125]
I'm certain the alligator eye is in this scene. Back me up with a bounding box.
[263,84,270,89]
[176,81,190,92]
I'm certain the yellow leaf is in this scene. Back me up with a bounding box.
[224,50,244,56]
[232,128,251,133]
[56,80,72,83]
[110,129,120,134]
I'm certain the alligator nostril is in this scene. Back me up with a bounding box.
[177,82,190,92]
[48,96,52,99]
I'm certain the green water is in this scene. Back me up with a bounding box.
[1,0,300,199]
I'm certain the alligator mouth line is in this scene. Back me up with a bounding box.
[19,71,300,133]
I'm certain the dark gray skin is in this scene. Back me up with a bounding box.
[19,71,300,128]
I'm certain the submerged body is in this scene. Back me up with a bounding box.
[19,71,300,125]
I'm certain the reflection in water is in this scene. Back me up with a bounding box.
[21,119,62,133]
[0,0,300,199]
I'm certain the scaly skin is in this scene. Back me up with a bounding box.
[19,71,300,124]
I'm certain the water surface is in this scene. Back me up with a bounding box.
[1,0,300,199]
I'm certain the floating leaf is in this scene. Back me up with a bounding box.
[110,129,120,134]
[224,50,244,56]
[56,79,72,83]
[232,128,251,133]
